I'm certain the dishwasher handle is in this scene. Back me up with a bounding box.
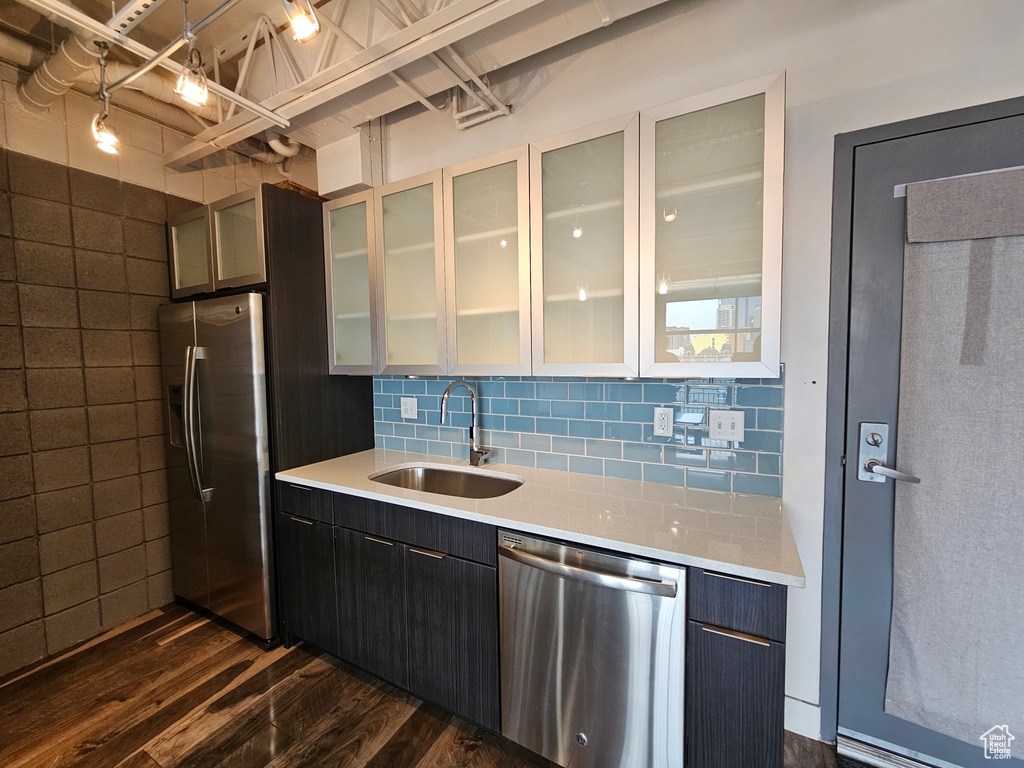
[499,544,677,598]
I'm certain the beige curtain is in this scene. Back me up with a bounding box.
[884,170,1024,744]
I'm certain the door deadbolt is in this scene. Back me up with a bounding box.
[865,432,883,447]
[576,733,588,746]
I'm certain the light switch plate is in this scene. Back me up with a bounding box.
[709,410,745,442]
[400,397,417,419]
[653,407,674,437]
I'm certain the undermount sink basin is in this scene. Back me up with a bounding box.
[369,465,523,499]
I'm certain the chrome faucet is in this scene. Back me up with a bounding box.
[440,380,490,467]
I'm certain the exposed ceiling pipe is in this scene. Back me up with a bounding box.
[267,131,300,157]
[0,28,298,167]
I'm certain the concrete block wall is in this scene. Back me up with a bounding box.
[0,147,187,677]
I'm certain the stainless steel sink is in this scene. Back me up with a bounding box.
[369,465,523,499]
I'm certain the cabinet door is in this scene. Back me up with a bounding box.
[404,545,500,731]
[324,191,379,374]
[335,526,409,688]
[277,513,339,654]
[686,621,785,768]
[211,187,267,290]
[639,71,784,378]
[169,206,214,298]
[530,114,640,376]
[442,146,531,375]
[374,171,446,374]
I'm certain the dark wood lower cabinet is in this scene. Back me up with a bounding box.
[334,523,500,731]
[335,526,409,688]
[405,545,500,731]
[277,513,339,654]
[685,620,785,768]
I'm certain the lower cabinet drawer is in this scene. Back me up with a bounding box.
[688,568,787,642]
[685,620,785,768]
[277,481,334,524]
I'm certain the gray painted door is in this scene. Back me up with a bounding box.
[839,114,1024,767]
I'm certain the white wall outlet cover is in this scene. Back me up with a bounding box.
[709,409,745,442]
[653,406,674,437]
[400,396,418,419]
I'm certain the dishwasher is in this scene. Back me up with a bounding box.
[498,531,686,768]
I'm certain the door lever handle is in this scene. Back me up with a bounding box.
[864,459,921,484]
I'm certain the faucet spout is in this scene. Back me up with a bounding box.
[440,380,490,466]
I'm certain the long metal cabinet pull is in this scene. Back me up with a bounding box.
[182,346,202,503]
[498,544,677,598]
[364,535,394,546]
[701,623,770,647]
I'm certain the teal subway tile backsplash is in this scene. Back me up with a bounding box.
[372,367,784,497]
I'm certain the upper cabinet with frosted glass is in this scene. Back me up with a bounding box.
[169,206,214,298]
[374,171,447,375]
[210,188,267,290]
[325,191,378,374]
[169,186,268,298]
[639,71,784,378]
[443,146,531,376]
[530,115,640,376]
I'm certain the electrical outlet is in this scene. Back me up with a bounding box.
[400,397,418,419]
[709,410,745,442]
[653,407,674,437]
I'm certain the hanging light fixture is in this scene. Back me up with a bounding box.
[283,0,320,41]
[175,46,209,106]
[499,238,508,248]
[657,275,670,295]
[577,285,588,302]
[662,204,677,222]
[174,0,209,107]
[572,216,583,239]
[91,43,118,155]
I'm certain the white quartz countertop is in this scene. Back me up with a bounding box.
[276,449,805,588]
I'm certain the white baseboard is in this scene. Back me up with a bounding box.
[785,696,821,740]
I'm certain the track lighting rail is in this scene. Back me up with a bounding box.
[16,0,290,128]
[107,0,241,94]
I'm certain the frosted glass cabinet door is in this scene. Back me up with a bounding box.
[324,191,378,374]
[530,115,640,376]
[211,188,267,290]
[443,146,531,375]
[169,206,214,298]
[639,71,784,378]
[374,171,446,374]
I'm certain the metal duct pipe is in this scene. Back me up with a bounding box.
[267,132,300,157]
[18,33,99,112]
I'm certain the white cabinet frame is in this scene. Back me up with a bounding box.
[529,114,641,377]
[324,190,380,375]
[639,71,785,378]
[373,170,447,375]
[209,186,268,291]
[442,145,532,376]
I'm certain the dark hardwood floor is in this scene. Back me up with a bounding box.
[0,604,838,768]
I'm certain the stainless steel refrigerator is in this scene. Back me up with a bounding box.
[159,292,275,641]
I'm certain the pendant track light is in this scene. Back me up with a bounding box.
[174,0,209,107]
[91,43,118,155]
[283,0,320,42]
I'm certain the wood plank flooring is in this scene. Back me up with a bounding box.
[0,604,838,768]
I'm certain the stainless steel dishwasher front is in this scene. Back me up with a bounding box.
[498,531,686,768]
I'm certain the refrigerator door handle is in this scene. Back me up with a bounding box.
[183,345,212,502]
[182,345,201,502]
